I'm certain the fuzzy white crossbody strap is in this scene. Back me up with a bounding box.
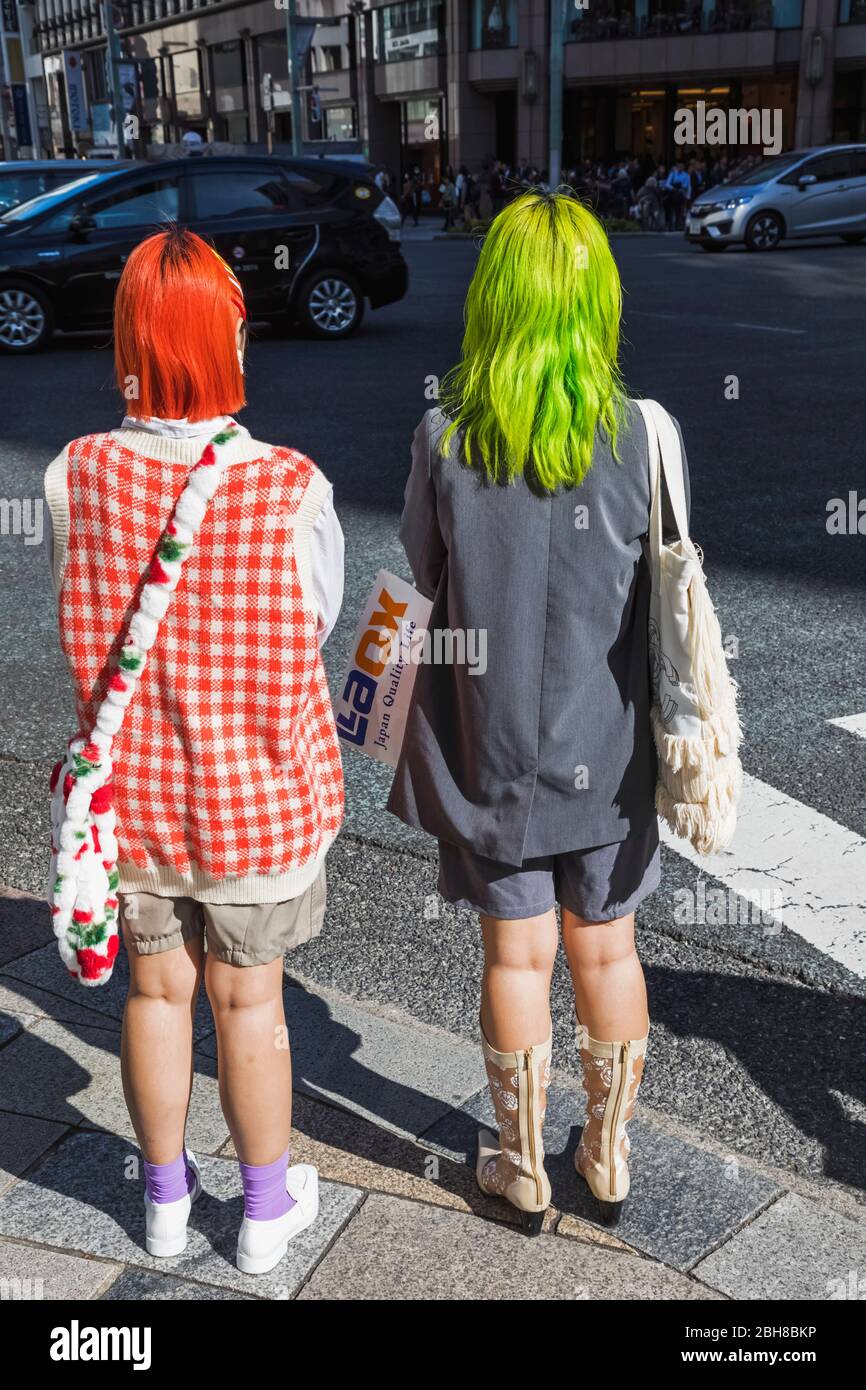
[50,423,240,986]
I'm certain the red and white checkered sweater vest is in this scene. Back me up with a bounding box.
[51,425,344,903]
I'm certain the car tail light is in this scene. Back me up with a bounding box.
[374,195,402,243]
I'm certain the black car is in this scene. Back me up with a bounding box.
[0,156,407,352]
[0,159,134,215]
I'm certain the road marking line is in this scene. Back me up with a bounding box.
[626,310,804,335]
[660,772,866,978]
[828,712,866,740]
[731,322,805,335]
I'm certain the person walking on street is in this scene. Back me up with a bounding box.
[440,165,458,231]
[664,160,691,230]
[43,227,345,1275]
[401,171,419,226]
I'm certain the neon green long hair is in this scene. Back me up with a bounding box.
[439,190,626,491]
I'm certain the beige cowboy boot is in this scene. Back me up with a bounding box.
[475,1021,552,1236]
[574,1021,648,1226]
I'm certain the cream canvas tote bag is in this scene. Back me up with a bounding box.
[635,399,742,854]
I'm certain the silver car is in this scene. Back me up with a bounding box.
[686,145,866,252]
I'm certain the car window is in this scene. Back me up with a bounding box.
[280,168,343,206]
[88,177,179,228]
[790,152,852,184]
[0,172,50,213]
[192,169,301,218]
[0,172,110,225]
[737,154,804,186]
[849,149,866,178]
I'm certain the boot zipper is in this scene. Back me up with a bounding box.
[608,1041,630,1200]
[524,1046,543,1207]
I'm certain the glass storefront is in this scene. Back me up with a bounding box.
[324,105,357,141]
[171,51,204,126]
[400,96,445,202]
[564,1,803,42]
[375,1,445,63]
[211,40,248,144]
[564,76,797,167]
[833,69,866,139]
[470,0,519,49]
[839,1,866,23]
[257,31,294,145]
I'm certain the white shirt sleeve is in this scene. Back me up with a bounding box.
[310,487,344,645]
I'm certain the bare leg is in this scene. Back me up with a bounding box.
[204,955,291,1166]
[121,932,203,1164]
[560,908,648,1039]
[479,909,558,1051]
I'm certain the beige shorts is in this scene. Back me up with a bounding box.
[119,865,327,967]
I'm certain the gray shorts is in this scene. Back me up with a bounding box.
[119,864,327,967]
[437,824,660,922]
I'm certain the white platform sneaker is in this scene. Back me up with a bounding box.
[144,1151,203,1257]
[236,1163,319,1275]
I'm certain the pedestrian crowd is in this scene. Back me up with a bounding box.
[374,149,764,232]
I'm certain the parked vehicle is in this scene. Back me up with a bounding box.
[686,145,866,252]
[0,156,407,352]
[0,160,131,215]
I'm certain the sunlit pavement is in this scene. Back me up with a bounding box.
[0,234,864,1299]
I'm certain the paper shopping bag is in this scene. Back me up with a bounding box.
[334,570,432,768]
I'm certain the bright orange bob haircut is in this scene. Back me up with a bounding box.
[114,225,246,422]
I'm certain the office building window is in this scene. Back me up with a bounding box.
[376,1,444,63]
[564,1,803,41]
[470,0,518,49]
[840,1,866,23]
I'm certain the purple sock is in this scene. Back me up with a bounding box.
[240,1150,295,1221]
[143,1150,195,1205]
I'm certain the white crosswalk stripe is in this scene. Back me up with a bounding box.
[661,772,866,979]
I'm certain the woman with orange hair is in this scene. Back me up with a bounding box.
[43,226,344,1275]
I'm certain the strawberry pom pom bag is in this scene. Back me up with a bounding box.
[48,425,239,986]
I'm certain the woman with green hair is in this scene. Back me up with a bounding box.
[388,189,689,1233]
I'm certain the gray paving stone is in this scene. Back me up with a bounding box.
[423,1079,782,1270]
[298,1191,723,1301]
[0,1235,117,1300]
[0,1110,68,1196]
[0,975,128,1032]
[2,942,216,1041]
[692,1192,866,1300]
[101,1267,257,1300]
[199,981,487,1141]
[0,1130,362,1301]
[0,887,55,967]
[0,1018,229,1152]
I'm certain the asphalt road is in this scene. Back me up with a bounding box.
[1,231,865,1190]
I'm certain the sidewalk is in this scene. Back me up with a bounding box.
[0,884,864,1301]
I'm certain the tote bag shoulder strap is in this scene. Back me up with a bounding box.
[633,398,690,553]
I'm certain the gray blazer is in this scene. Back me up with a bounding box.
[387,402,690,866]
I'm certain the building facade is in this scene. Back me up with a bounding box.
[4,1,866,185]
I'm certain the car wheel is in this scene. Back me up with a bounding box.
[0,281,53,353]
[699,242,728,253]
[745,211,783,252]
[297,269,364,339]
[841,233,865,244]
